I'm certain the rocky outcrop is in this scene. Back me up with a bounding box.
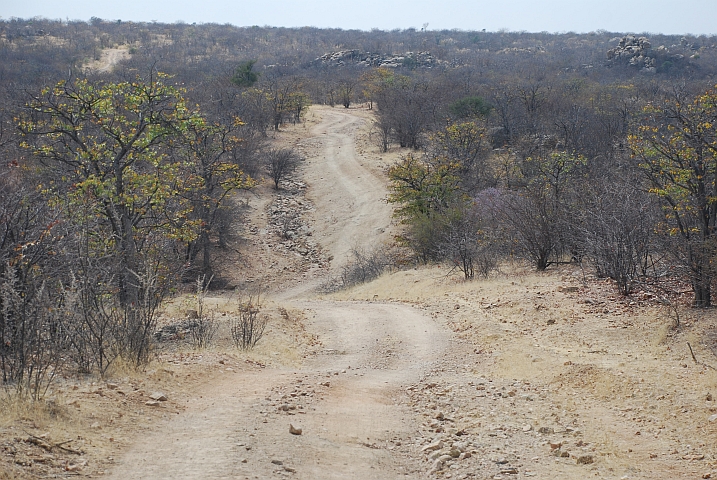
[314,50,437,68]
[496,46,545,55]
[607,35,656,73]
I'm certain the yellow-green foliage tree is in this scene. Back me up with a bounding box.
[388,153,463,220]
[360,68,395,111]
[18,73,252,365]
[429,120,491,192]
[629,86,717,307]
[387,152,464,262]
[179,118,256,279]
[19,74,201,305]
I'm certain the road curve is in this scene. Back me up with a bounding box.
[106,108,447,479]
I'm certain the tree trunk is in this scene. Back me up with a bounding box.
[693,284,711,308]
[692,272,712,307]
[119,212,139,307]
[690,244,712,307]
[200,228,212,279]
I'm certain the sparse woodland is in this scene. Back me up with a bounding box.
[2,17,717,401]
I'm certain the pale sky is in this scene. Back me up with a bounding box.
[2,0,714,35]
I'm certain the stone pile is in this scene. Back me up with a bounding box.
[400,359,597,478]
[266,180,325,268]
[496,46,545,55]
[154,319,201,342]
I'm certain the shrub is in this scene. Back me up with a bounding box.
[231,294,267,350]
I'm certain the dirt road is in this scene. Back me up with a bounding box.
[106,109,446,479]
[275,108,394,300]
[301,109,393,266]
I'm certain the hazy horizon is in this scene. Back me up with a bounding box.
[2,0,715,36]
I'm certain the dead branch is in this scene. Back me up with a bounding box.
[24,431,83,455]
[687,342,717,371]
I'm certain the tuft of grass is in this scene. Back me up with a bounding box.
[0,394,54,427]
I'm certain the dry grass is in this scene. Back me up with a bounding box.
[157,291,314,366]
[82,46,130,73]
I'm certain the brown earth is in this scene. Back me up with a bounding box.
[2,106,717,480]
[82,47,130,73]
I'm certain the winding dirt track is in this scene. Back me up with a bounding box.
[106,109,448,479]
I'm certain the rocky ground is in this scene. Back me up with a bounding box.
[330,267,717,479]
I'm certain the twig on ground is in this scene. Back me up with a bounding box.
[687,342,717,371]
[24,431,83,455]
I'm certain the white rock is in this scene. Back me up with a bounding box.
[422,440,444,452]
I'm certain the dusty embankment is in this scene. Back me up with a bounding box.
[328,266,717,479]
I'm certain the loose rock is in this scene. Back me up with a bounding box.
[149,392,168,402]
[422,440,443,452]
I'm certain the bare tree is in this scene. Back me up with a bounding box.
[265,148,302,190]
[188,276,219,349]
[231,293,267,350]
[339,246,395,287]
[575,181,660,295]
[337,76,359,108]
[493,152,585,270]
[437,198,503,279]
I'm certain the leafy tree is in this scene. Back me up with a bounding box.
[387,150,502,276]
[388,153,462,220]
[180,119,256,278]
[387,153,464,261]
[288,91,311,124]
[18,73,206,365]
[448,96,492,119]
[429,121,491,192]
[19,74,201,304]
[232,60,260,88]
[629,86,717,307]
[360,68,394,110]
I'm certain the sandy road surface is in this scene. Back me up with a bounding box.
[301,109,393,266]
[106,110,446,479]
[276,107,394,301]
